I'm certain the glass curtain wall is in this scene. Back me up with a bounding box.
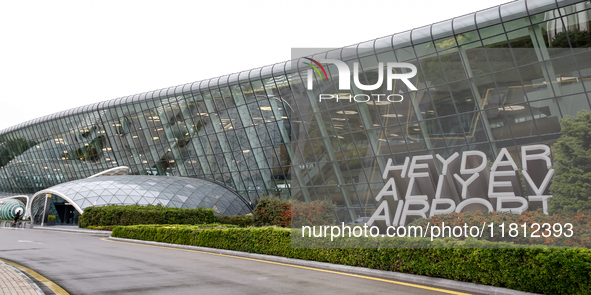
[1,0,590,222]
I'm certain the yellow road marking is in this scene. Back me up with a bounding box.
[0,258,69,295]
[103,238,470,295]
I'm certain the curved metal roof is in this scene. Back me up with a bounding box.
[30,175,252,216]
[0,0,567,137]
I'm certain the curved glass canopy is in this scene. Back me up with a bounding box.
[29,175,252,221]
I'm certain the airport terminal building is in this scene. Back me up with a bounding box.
[1,0,590,224]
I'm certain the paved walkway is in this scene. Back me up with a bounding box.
[0,261,42,295]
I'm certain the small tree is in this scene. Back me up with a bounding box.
[549,110,591,213]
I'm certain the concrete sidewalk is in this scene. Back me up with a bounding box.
[0,260,43,295]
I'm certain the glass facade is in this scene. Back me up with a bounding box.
[1,0,591,222]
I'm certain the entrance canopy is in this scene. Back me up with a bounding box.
[29,175,252,218]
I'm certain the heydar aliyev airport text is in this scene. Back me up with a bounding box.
[365,144,554,227]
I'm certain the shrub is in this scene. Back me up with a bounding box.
[253,197,291,227]
[78,204,215,228]
[112,225,591,294]
[47,215,56,221]
[253,197,336,228]
[291,199,335,227]
[215,214,254,227]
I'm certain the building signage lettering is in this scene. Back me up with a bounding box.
[367,144,555,227]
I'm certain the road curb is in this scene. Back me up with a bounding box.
[0,259,45,295]
[108,237,539,295]
[32,226,112,236]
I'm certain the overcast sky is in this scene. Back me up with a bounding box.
[0,0,512,131]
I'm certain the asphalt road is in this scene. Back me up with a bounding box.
[0,228,462,295]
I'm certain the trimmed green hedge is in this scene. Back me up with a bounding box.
[214,215,253,227]
[112,225,591,294]
[79,205,215,228]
